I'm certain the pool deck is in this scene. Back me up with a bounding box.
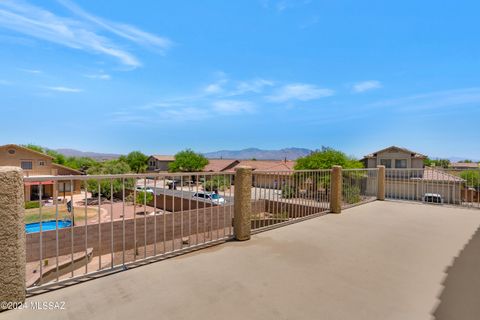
[2,201,480,320]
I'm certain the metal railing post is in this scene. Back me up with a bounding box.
[330,166,342,213]
[0,167,26,308]
[234,166,252,241]
[377,165,386,201]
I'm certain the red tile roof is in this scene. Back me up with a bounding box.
[225,160,296,172]
[421,168,464,182]
[450,162,479,169]
[150,155,175,161]
[203,159,239,172]
[363,146,426,159]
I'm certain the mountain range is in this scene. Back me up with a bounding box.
[55,148,122,160]
[54,147,313,161]
[202,148,312,160]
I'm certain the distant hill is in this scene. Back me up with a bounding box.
[203,147,312,160]
[430,156,480,163]
[55,148,122,160]
[447,157,480,163]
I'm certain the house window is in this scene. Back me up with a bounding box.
[58,182,72,192]
[7,149,15,155]
[395,159,407,168]
[380,159,392,168]
[38,160,45,166]
[21,161,33,170]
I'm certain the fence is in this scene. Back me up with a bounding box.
[248,168,379,232]
[384,168,480,208]
[342,169,378,209]
[23,172,236,291]
[251,169,339,232]
[1,165,383,302]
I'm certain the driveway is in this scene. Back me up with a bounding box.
[2,201,480,320]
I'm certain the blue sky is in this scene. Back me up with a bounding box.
[0,0,479,159]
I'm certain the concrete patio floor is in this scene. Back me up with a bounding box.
[2,201,480,320]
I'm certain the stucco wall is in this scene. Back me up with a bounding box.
[376,150,413,168]
[25,198,327,262]
[25,204,241,262]
[0,145,53,175]
[365,149,425,169]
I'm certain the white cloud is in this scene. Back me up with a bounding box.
[58,0,172,51]
[212,100,255,114]
[20,68,42,74]
[352,80,382,93]
[204,83,224,94]
[205,77,274,97]
[139,100,189,110]
[0,79,12,85]
[203,72,228,94]
[113,75,336,125]
[45,86,83,93]
[266,83,334,102]
[84,73,111,80]
[232,78,274,95]
[0,0,171,68]
[370,87,480,111]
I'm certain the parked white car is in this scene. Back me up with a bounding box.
[192,192,226,205]
[135,186,154,193]
[423,193,443,204]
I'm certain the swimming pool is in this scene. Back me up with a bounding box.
[25,220,72,234]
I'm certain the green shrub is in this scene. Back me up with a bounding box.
[204,176,230,192]
[136,191,154,205]
[343,184,361,204]
[25,201,40,209]
[460,170,480,188]
[86,160,134,198]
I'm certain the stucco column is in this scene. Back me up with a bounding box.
[0,167,26,307]
[330,166,342,213]
[234,166,252,241]
[377,165,385,201]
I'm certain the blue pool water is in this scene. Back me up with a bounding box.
[25,220,72,234]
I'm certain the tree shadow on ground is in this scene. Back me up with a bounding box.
[433,225,480,320]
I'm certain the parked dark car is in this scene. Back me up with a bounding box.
[423,193,443,204]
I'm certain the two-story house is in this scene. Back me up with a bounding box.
[0,144,83,202]
[147,155,175,172]
[362,146,426,169]
[363,146,464,204]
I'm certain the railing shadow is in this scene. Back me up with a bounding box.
[433,225,480,320]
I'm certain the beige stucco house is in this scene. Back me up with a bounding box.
[362,146,426,169]
[147,155,175,172]
[0,144,83,202]
[363,146,464,204]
